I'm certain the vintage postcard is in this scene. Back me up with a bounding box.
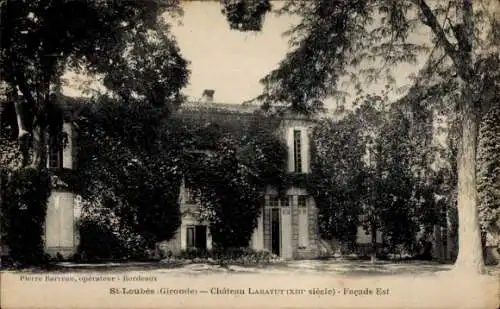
[0,0,499,308]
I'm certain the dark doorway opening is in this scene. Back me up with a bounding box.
[187,225,207,250]
[195,225,207,250]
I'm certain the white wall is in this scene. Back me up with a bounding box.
[45,191,76,257]
[298,207,309,249]
[280,207,293,259]
[250,209,264,250]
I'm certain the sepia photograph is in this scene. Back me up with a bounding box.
[0,0,499,308]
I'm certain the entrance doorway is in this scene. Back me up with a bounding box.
[186,225,207,250]
[271,208,280,256]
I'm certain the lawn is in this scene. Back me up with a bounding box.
[35,258,499,276]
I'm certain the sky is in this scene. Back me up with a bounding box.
[62,1,430,111]
[169,1,296,103]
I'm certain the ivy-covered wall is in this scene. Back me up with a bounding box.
[182,117,288,249]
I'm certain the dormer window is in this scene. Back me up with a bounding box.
[293,129,302,173]
[184,187,197,204]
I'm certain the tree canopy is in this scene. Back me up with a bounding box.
[0,0,189,167]
[221,0,499,274]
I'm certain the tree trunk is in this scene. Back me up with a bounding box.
[14,100,32,167]
[32,122,47,169]
[453,83,485,274]
[370,218,377,263]
[13,101,30,139]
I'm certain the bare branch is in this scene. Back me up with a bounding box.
[412,0,460,64]
[460,0,473,53]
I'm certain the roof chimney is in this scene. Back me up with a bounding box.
[201,89,215,103]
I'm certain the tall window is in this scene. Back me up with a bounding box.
[293,130,302,173]
[48,144,63,168]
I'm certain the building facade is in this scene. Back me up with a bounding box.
[41,93,383,260]
[158,98,322,259]
[43,99,81,259]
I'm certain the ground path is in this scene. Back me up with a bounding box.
[1,259,498,309]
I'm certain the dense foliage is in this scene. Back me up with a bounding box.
[76,209,152,262]
[478,101,500,248]
[75,99,185,254]
[374,106,429,255]
[309,94,445,258]
[74,99,288,254]
[0,0,188,167]
[0,168,50,266]
[220,0,272,31]
[162,247,281,266]
[184,118,287,249]
[308,115,365,248]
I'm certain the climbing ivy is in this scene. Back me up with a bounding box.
[183,118,287,249]
[478,101,500,249]
[75,99,184,255]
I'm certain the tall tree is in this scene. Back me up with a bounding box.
[309,114,366,250]
[0,0,188,168]
[222,0,499,274]
[354,96,387,261]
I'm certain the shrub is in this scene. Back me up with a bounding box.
[76,218,126,262]
[76,214,151,262]
[1,168,51,266]
[162,248,281,266]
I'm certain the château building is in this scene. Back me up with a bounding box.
[38,91,324,260]
[38,90,384,260]
[159,90,322,259]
